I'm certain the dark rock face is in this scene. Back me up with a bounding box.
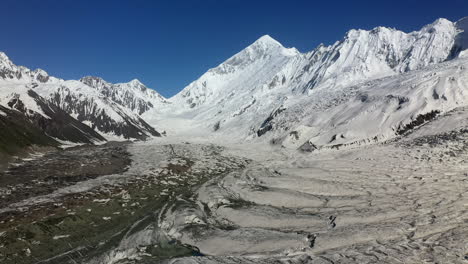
[257,124,273,137]
[0,68,23,80]
[0,105,58,156]
[257,106,286,137]
[298,141,318,152]
[25,90,107,143]
[0,142,131,206]
[0,90,114,160]
[98,86,154,115]
[289,131,299,140]
[213,121,221,132]
[49,85,160,140]
[35,73,49,83]
[397,110,440,135]
[1,54,161,141]
[80,76,165,115]
[3,91,106,146]
[386,94,409,106]
[0,59,49,83]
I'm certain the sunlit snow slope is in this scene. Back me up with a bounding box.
[143,17,468,150]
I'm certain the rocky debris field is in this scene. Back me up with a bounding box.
[159,110,467,264]
[161,140,467,264]
[0,142,131,208]
[0,109,467,264]
[0,142,248,264]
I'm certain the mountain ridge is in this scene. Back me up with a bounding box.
[1,17,468,153]
[0,54,163,150]
[143,17,468,151]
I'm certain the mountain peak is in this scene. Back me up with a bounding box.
[247,34,299,57]
[116,79,149,92]
[0,52,14,69]
[128,79,145,87]
[33,68,48,76]
[80,76,110,89]
[421,18,454,33]
[80,76,105,82]
[251,35,284,49]
[432,17,452,25]
[0,52,10,62]
[256,35,279,44]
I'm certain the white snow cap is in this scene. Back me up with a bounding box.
[0,52,10,61]
[80,76,111,89]
[415,18,453,37]
[128,79,146,87]
[254,35,282,46]
[33,68,49,76]
[0,51,15,69]
[248,34,299,57]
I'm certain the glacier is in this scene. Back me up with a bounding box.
[141,17,468,152]
[0,16,468,264]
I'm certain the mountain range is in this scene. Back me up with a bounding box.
[1,17,467,156]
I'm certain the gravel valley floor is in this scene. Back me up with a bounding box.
[0,109,467,264]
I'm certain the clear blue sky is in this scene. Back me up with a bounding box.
[2,0,467,97]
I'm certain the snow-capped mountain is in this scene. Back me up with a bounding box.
[0,77,106,151]
[36,81,161,140]
[1,52,109,147]
[80,76,167,115]
[292,18,458,93]
[0,52,53,84]
[144,17,468,150]
[0,52,163,142]
[142,35,303,129]
[171,35,300,109]
[1,16,467,152]
[163,18,460,111]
